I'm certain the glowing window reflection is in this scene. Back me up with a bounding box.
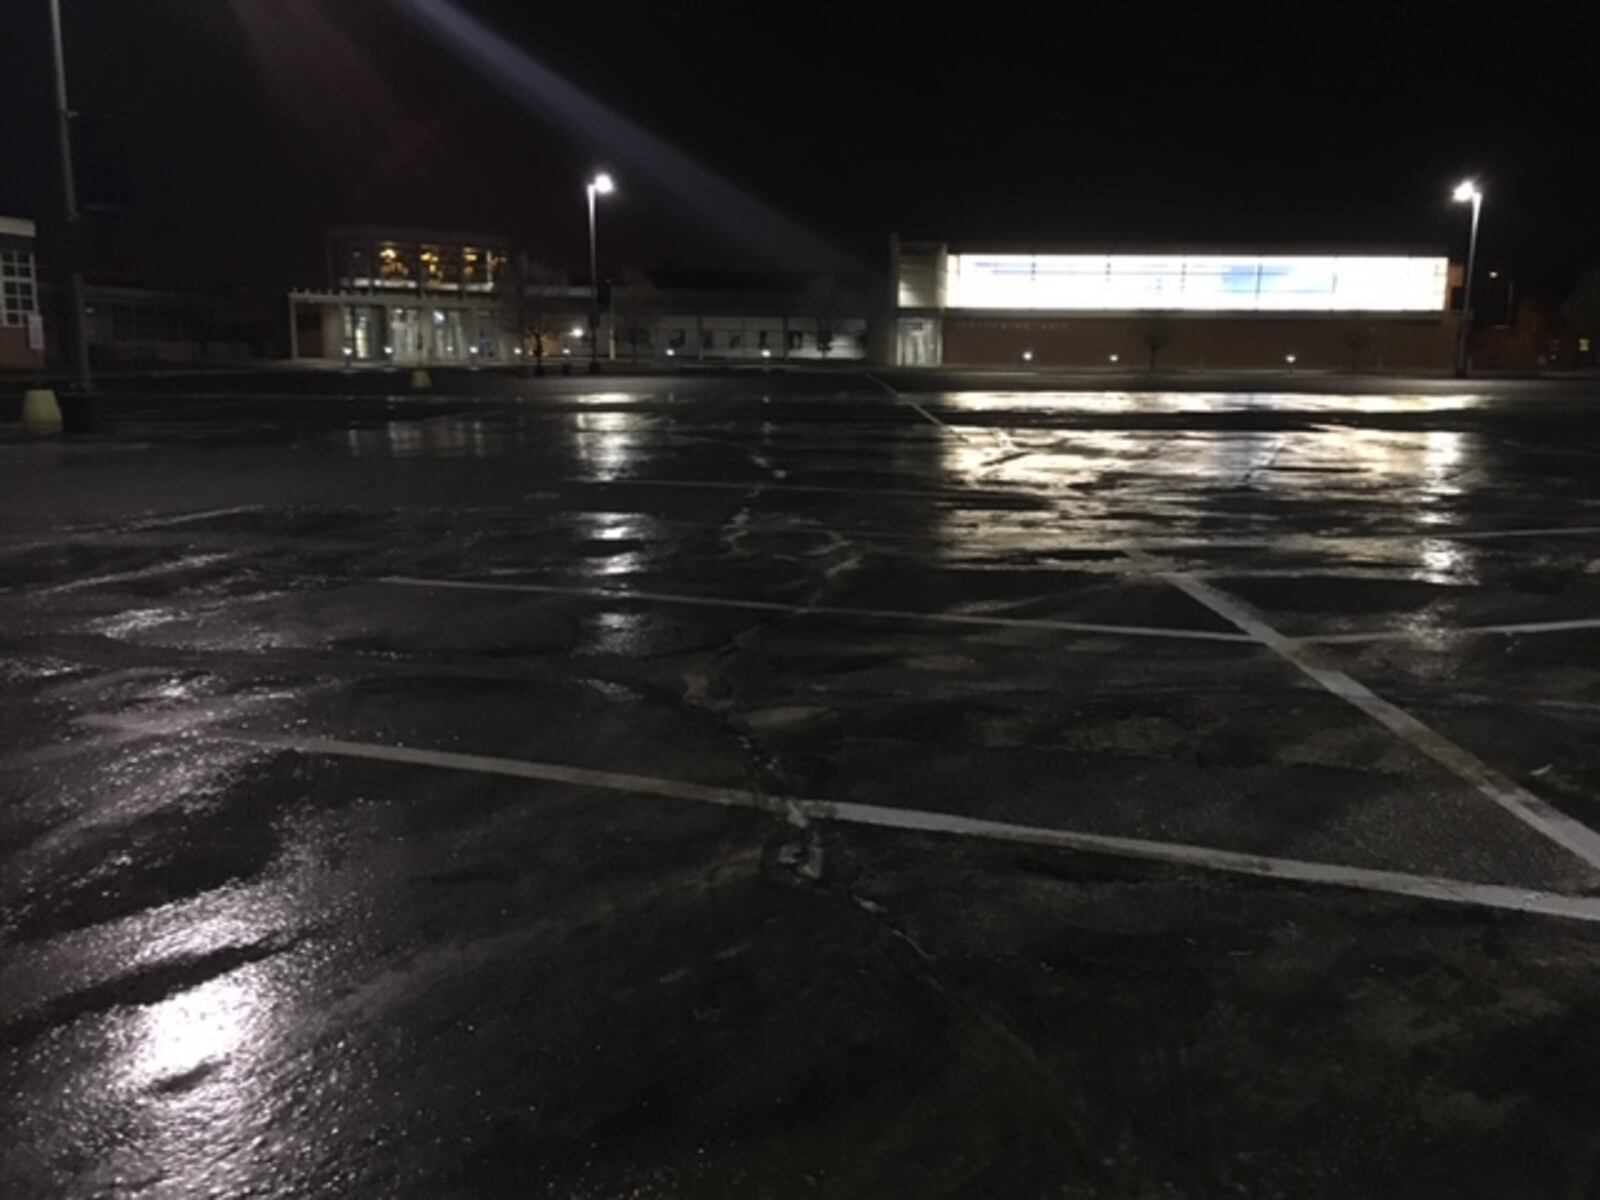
[572,410,642,479]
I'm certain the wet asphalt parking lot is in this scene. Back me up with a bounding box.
[5,370,1600,1197]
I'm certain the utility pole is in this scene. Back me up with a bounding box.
[1452,180,1483,378]
[586,185,600,373]
[584,173,614,374]
[48,0,91,391]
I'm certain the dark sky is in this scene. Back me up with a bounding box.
[1,1,1596,298]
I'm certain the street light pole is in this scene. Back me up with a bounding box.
[1452,180,1483,378]
[584,172,614,374]
[48,0,91,391]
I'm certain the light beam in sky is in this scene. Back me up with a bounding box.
[398,0,858,272]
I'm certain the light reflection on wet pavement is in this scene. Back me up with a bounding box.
[5,378,1600,1197]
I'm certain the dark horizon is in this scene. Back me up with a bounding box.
[1,1,1596,302]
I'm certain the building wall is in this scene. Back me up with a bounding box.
[940,313,1459,371]
[891,240,1463,370]
[624,314,868,361]
[0,328,32,370]
[0,216,40,369]
[290,297,869,364]
[33,282,280,365]
[291,295,519,364]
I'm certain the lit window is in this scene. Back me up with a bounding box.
[942,253,1449,313]
[377,245,410,281]
[0,247,38,326]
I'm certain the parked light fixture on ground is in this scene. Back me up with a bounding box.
[1452,179,1484,377]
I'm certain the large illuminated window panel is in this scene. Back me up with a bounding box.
[943,254,1448,313]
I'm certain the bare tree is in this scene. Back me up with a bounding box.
[1143,315,1173,371]
[517,256,566,375]
[612,268,659,361]
[1343,321,1374,373]
[1562,268,1600,359]
[804,275,840,359]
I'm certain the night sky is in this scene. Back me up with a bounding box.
[1,1,1596,300]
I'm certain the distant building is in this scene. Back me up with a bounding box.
[6,209,281,367]
[287,227,868,366]
[80,286,282,363]
[603,270,868,365]
[890,238,1463,371]
[289,227,516,364]
[0,216,41,370]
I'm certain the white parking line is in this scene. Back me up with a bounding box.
[1448,525,1600,541]
[556,479,1600,545]
[73,712,1600,926]
[30,552,234,596]
[377,574,1256,644]
[1153,568,1600,872]
[121,504,266,532]
[863,371,976,442]
[566,477,1033,503]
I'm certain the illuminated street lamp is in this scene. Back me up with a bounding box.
[585,172,615,373]
[1452,179,1483,376]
